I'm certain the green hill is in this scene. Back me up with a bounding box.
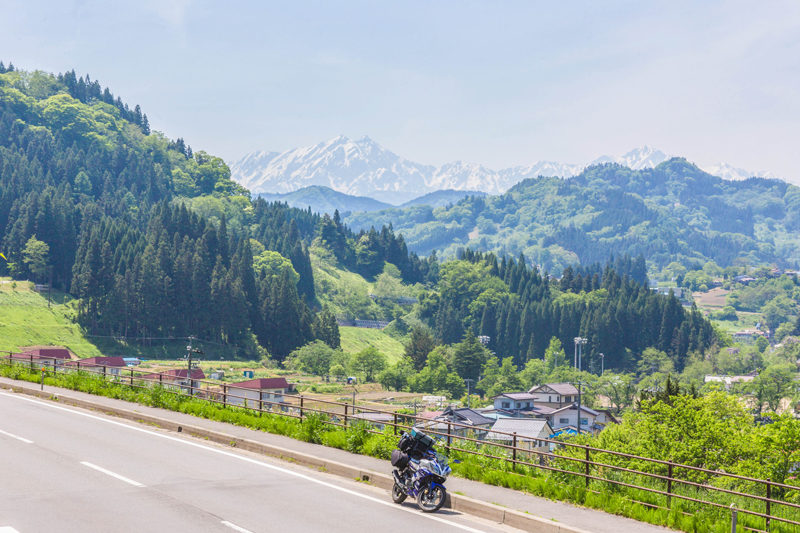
[0,280,101,357]
[346,160,800,273]
[257,186,391,215]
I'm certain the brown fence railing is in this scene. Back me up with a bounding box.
[2,352,798,531]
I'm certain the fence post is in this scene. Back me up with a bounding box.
[731,503,738,533]
[393,413,398,436]
[447,422,452,451]
[344,403,348,427]
[667,461,673,507]
[223,384,227,406]
[585,446,591,488]
[130,367,134,386]
[299,396,304,420]
[103,365,107,380]
[159,373,163,385]
[29,353,33,372]
[766,481,771,531]
[259,394,263,416]
[512,432,517,472]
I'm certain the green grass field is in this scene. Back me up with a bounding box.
[0,281,103,357]
[339,326,405,364]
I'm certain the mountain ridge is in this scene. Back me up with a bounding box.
[230,136,778,201]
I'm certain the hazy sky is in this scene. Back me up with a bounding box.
[2,1,799,182]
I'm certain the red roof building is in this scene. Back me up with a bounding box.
[228,377,291,390]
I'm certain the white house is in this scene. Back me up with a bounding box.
[224,377,292,408]
[547,403,601,433]
[492,392,537,412]
[528,383,581,409]
[486,418,554,452]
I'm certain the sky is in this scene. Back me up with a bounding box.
[2,0,800,183]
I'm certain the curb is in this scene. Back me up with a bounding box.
[1,381,592,533]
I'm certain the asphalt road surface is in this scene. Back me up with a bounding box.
[0,391,522,533]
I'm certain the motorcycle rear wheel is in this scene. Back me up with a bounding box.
[416,483,446,512]
[391,482,407,503]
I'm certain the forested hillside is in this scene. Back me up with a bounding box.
[0,65,444,359]
[418,252,714,373]
[346,160,800,273]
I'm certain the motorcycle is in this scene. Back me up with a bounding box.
[390,430,454,512]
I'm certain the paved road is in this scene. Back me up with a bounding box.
[0,391,521,533]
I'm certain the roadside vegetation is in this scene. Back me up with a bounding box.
[2,361,798,532]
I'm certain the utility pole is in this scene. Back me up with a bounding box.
[464,378,476,408]
[599,353,605,376]
[576,380,583,435]
[185,336,203,396]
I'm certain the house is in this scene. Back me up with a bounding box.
[142,368,206,394]
[704,373,756,390]
[66,357,126,376]
[224,377,292,408]
[352,412,396,431]
[486,418,554,452]
[11,346,73,368]
[418,406,495,438]
[546,403,602,433]
[732,329,768,343]
[492,392,537,412]
[528,383,580,409]
[734,275,757,284]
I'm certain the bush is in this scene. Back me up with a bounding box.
[298,412,329,444]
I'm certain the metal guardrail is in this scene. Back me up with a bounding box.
[2,352,798,531]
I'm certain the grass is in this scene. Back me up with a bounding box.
[0,281,103,358]
[4,361,797,533]
[340,326,405,364]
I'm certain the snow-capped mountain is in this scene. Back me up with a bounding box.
[230,137,771,203]
[702,162,776,181]
[231,135,434,203]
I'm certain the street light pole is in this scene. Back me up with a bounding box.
[574,337,587,371]
[599,353,605,376]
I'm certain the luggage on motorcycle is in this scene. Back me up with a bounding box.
[397,433,414,453]
[410,428,435,451]
[391,449,410,470]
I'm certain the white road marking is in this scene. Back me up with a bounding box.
[0,392,488,532]
[0,527,21,532]
[0,428,33,444]
[80,461,145,487]
[221,521,254,533]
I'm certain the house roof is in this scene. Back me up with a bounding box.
[440,407,494,426]
[165,368,206,379]
[68,357,126,367]
[529,383,579,396]
[550,403,600,416]
[493,392,537,401]
[18,347,72,359]
[353,412,394,422]
[486,418,553,442]
[228,377,290,390]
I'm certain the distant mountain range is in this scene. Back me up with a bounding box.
[257,186,487,215]
[231,136,778,203]
[343,159,800,272]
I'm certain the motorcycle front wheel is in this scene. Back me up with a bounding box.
[416,483,446,512]
[391,482,407,503]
